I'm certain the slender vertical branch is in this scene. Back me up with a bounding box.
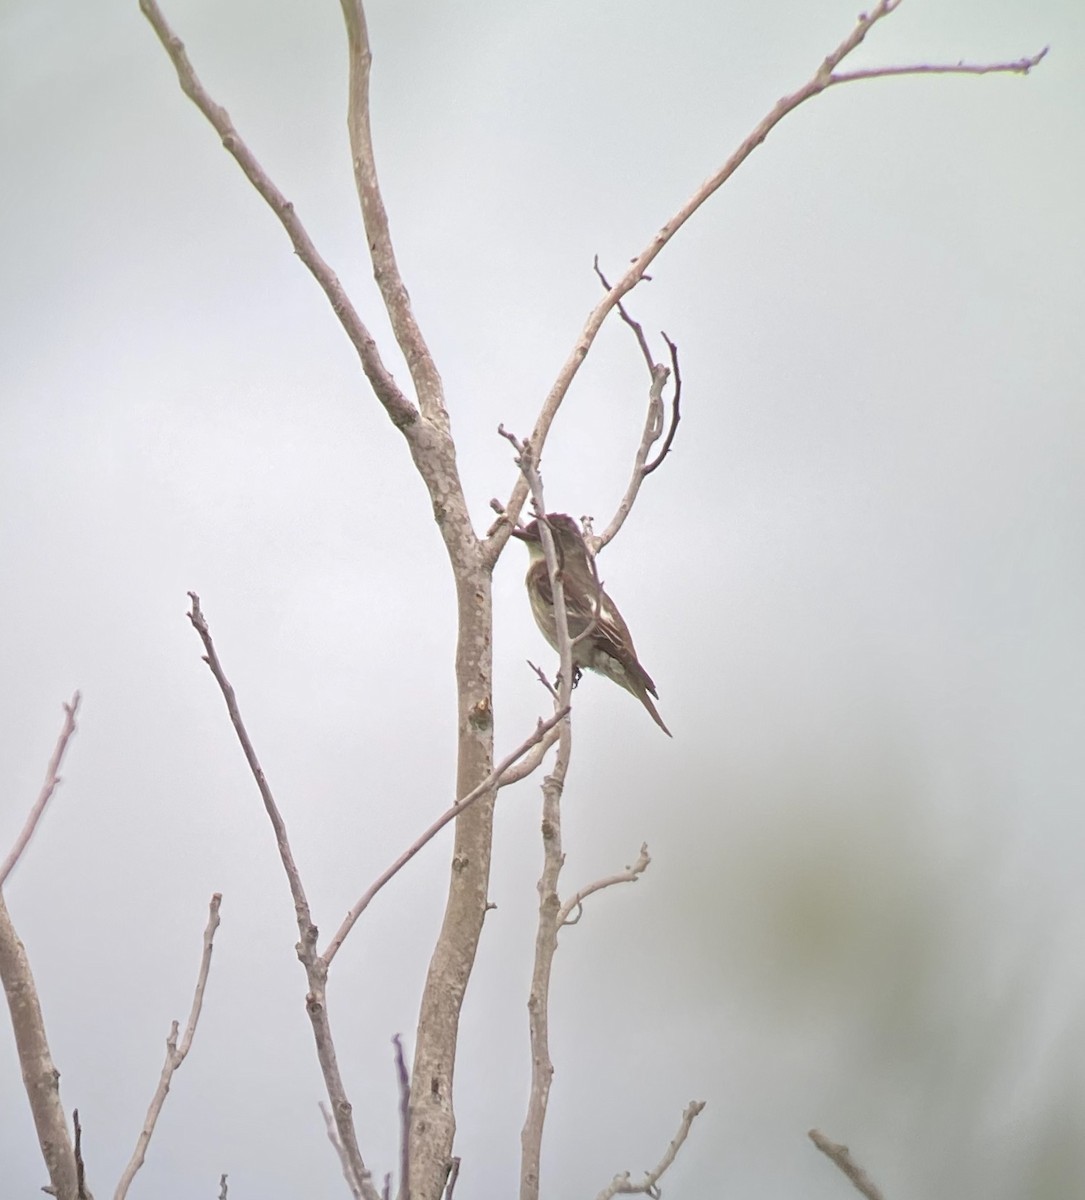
[393,1035,411,1200]
[320,1103,364,1200]
[114,894,223,1200]
[73,1109,88,1199]
[338,0,446,427]
[506,445,575,1200]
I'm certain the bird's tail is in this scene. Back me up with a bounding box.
[633,683,672,737]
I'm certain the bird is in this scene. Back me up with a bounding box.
[511,512,671,736]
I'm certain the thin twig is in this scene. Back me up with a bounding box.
[509,442,576,1200]
[593,257,655,372]
[138,0,416,430]
[393,1035,410,1200]
[809,1129,887,1200]
[485,1,1046,563]
[594,1101,707,1199]
[186,594,380,1200]
[0,692,81,890]
[594,360,670,552]
[527,662,561,703]
[218,1174,228,1200]
[320,704,568,967]
[73,1109,89,1199]
[832,48,1048,84]
[320,1103,364,1200]
[642,334,682,477]
[557,845,650,926]
[566,268,674,554]
[338,0,446,426]
[114,894,223,1200]
[186,596,314,942]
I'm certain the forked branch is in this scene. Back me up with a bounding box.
[138,0,416,430]
[586,264,681,552]
[486,0,1046,556]
[594,1101,707,1199]
[320,704,569,967]
[558,844,651,927]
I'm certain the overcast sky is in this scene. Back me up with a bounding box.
[2,1,1083,1197]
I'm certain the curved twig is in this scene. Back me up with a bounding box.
[557,845,650,926]
[642,334,681,477]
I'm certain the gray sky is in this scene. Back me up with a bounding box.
[2,1,1083,1196]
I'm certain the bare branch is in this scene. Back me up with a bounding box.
[321,704,568,967]
[583,268,680,551]
[320,1103,364,1200]
[508,443,577,1200]
[138,0,416,430]
[557,844,650,926]
[442,1159,460,1200]
[1,697,86,1200]
[831,46,1048,85]
[593,257,656,373]
[594,1101,707,1200]
[186,594,380,1200]
[495,722,564,789]
[642,334,682,477]
[486,0,1045,560]
[393,1036,410,1200]
[73,1109,89,1200]
[809,1129,887,1200]
[593,363,670,553]
[338,0,446,426]
[187,595,314,939]
[114,894,223,1200]
[218,1175,228,1200]
[0,692,81,890]
[527,661,561,704]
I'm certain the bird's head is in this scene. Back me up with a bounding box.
[511,512,585,560]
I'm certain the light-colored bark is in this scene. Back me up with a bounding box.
[0,893,81,1200]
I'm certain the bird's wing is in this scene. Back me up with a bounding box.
[563,560,661,699]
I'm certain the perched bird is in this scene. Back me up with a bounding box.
[512,513,671,736]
